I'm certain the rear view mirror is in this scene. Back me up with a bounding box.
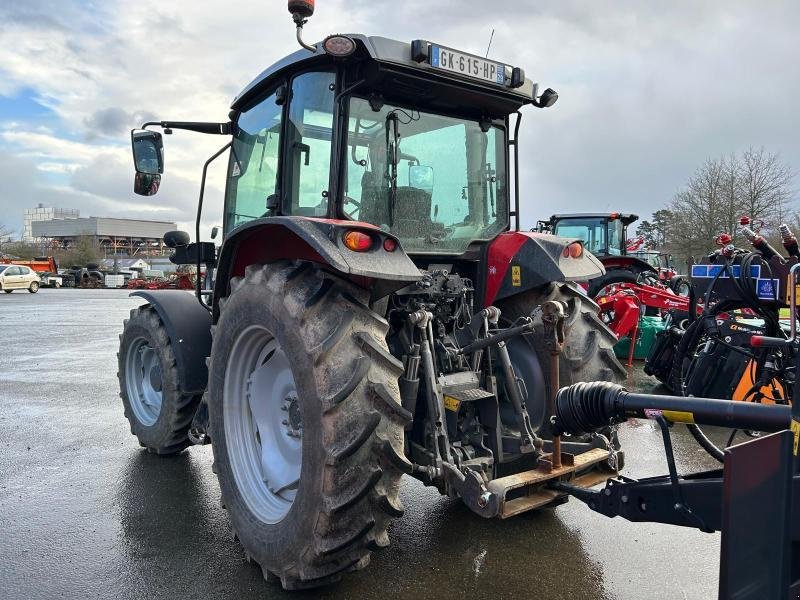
[210,226,220,240]
[409,165,434,190]
[131,129,164,197]
[134,172,161,196]
[131,129,164,175]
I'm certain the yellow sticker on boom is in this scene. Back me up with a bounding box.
[511,265,521,287]
[662,410,695,424]
[791,419,800,456]
[444,396,460,412]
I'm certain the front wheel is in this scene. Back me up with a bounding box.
[4,289,12,294]
[28,281,39,293]
[209,261,408,590]
[117,306,202,453]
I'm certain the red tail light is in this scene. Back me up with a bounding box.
[383,237,397,252]
[562,242,583,258]
[343,230,373,252]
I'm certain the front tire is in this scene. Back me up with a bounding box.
[117,306,202,454]
[209,261,407,590]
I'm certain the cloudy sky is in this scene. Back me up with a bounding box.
[1,0,798,238]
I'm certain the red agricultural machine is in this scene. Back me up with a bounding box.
[115,0,628,589]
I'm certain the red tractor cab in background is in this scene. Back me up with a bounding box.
[538,213,684,297]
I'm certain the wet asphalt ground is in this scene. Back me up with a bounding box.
[0,289,731,599]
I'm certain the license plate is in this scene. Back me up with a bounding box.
[430,45,506,86]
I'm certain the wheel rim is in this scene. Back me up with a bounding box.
[124,337,163,426]
[224,325,302,524]
[31,282,38,291]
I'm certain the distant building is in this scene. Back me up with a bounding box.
[31,217,177,257]
[99,258,150,271]
[23,204,79,241]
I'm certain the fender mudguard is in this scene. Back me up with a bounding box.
[130,290,212,395]
[214,216,421,315]
[485,231,605,305]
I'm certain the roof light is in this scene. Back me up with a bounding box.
[343,230,373,252]
[288,0,315,18]
[323,35,356,57]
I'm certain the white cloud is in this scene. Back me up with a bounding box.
[0,0,798,238]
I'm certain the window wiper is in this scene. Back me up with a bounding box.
[385,112,399,227]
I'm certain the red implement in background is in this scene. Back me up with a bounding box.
[1,256,58,273]
[596,282,695,366]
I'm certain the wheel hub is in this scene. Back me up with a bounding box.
[224,326,302,524]
[124,338,163,426]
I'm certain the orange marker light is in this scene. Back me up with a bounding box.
[343,230,373,252]
[569,242,583,258]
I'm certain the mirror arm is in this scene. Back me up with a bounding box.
[195,141,233,311]
[142,121,232,135]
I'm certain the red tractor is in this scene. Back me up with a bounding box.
[538,212,685,296]
[117,1,626,589]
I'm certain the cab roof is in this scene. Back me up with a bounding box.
[550,213,639,226]
[232,35,538,118]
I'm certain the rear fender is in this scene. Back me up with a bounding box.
[214,217,421,318]
[130,290,212,395]
[485,231,604,305]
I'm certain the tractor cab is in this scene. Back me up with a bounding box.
[541,213,638,258]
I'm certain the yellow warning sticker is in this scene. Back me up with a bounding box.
[443,396,460,412]
[662,410,695,424]
[511,265,521,287]
[791,419,800,456]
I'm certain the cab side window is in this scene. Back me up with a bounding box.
[19,267,30,275]
[284,71,336,216]
[5,267,19,276]
[225,88,284,232]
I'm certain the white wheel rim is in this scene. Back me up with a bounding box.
[223,325,302,524]
[125,337,163,426]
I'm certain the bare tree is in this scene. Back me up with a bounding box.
[739,146,794,228]
[0,222,14,255]
[667,157,728,263]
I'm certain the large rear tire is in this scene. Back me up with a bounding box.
[209,261,408,590]
[117,306,202,454]
[499,282,626,465]
[499,281,627,388]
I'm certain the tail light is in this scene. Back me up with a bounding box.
[562,242,583,258]
[343,230,373,252]
[383,237,398,252]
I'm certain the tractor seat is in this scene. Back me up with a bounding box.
[391,187,435,238]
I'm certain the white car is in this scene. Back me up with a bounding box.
[0,264,40,293]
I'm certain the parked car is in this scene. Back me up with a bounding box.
[0,264,41,293]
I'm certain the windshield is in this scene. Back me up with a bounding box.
[343,97,507,254]
[0,265,6,274]
[554,218,608,255]
[554,218,625,255]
